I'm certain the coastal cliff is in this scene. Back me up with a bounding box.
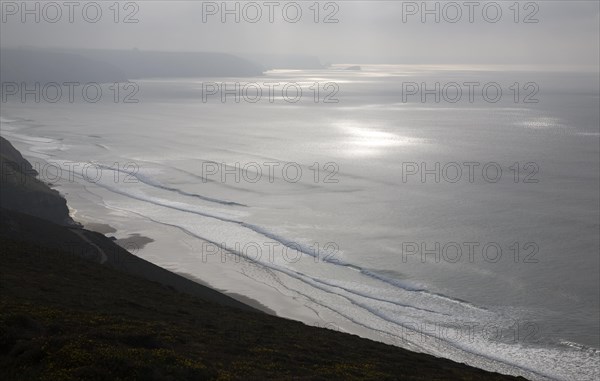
[0,137,74,226]
[0,48,264,84]
[0,136,529,380]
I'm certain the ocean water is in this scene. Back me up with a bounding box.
[1,65,599,380]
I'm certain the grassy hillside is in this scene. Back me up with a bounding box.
[0,136,528,380]
[0,230,527,381]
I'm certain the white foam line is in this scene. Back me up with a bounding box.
[98,203,551,381]
[95,164,248,207]
[79,169,490,313]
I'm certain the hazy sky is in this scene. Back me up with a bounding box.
[1,1,598,67]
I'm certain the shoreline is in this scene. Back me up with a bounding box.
[74,211,277,316]
[1,132,534,379]
[175,271,278,316]
[0,126,556,381]
[3,115,596,380]
[55,192,562,380]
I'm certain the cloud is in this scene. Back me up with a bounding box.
[1,1,598,67]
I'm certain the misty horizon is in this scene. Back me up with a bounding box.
[1,1,598,68]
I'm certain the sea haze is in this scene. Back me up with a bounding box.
[1,65,599,381]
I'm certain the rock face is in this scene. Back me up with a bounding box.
[0,136,74,226]
[0,136,35,174]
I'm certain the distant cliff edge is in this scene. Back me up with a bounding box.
[0,48,264,84]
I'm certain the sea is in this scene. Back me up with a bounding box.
[1,65,599,380]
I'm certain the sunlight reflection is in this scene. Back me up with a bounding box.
[517,117,564,130]
[336,122,426,156]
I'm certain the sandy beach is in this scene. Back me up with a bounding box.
[1,134,530,380]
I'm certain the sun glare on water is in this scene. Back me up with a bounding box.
[336,122,426,156]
